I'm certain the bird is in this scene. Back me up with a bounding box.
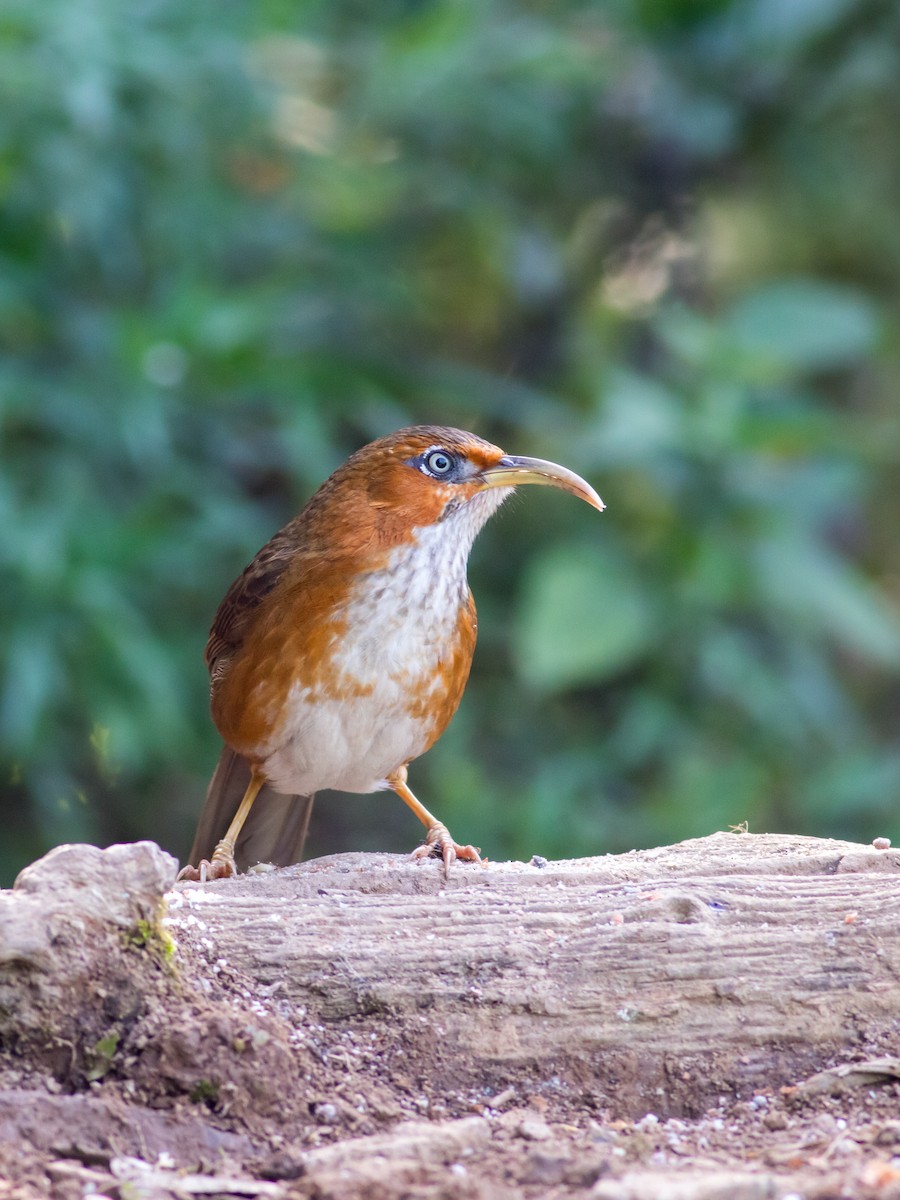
[178,425,603,882]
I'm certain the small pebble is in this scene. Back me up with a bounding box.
[530,855,548,869]
[487,1087,517,1111]
[875,1120,900,1145]
[519,1117,553,1141]
[522,1152,569,1186]
[873,836,891,850]
[313,1102,340,1125]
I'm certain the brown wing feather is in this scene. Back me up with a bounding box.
[194,520,317,870]
[205,519,304,681]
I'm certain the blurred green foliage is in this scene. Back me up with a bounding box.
[3,0,900,884]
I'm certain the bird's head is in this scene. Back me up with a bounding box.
[349,425,603,530]
[297,425,603,564]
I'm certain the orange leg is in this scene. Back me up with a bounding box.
[387,767,481,877]
[178,768,266,882]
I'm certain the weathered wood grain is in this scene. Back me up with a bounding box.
[171,832,900,1107]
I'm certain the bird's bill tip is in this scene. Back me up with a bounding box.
[480,455,605,512]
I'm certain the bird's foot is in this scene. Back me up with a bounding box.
[176,844,237,882]
[411,822,481,876]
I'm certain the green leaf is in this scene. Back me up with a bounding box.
[725,280,879,371]
[590,368,683,463]
[755,534,900,665]
[513,540,656,690]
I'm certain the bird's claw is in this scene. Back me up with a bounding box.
[411,822,481,876]
[176,856,236,883]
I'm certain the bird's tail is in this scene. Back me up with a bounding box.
[187,745,314,873]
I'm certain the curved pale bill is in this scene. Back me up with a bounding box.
[480,455,604,512]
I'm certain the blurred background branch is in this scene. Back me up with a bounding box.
[2,0,899,883]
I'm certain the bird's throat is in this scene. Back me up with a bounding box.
[336,491,509,669]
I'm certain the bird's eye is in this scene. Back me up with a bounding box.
[423,449,455,477]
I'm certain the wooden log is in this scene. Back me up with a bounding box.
[170,831,900,1114]
[5,833,900,1198]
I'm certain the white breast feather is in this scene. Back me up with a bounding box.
[261,487,512,795]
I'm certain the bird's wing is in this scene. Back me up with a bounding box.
[194,519,320,872]
[205,523,301,680]
[188,744,314,871]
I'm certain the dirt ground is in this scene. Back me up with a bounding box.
[2,838,900,1199]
